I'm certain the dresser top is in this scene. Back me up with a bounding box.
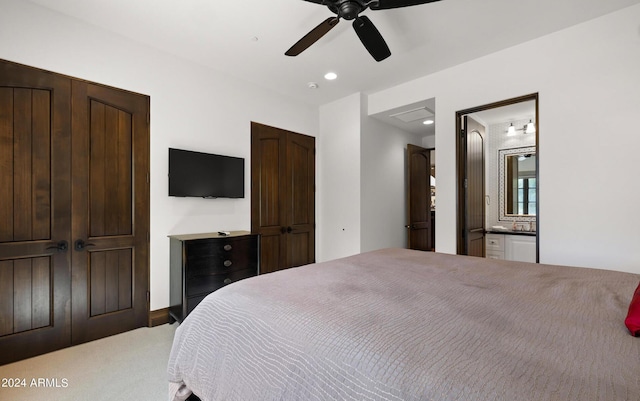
[168,230,253,241]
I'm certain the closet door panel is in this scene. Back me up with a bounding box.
[251,122,287,274]
[0,59,72,365]
[88,101,133,237]
[0,261,14,336]
[71,80,149,344]
[257,137,282,228]
[285,132,315,268]
[0,89,13,242]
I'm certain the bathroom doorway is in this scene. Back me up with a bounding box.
[456,93,539,261]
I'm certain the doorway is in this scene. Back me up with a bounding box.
[406,144,435,251]
[456,93,539,261]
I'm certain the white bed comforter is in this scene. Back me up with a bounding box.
[168,248,640,400]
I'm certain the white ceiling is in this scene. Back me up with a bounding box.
[469,100,536,126]
[27,0,640,112]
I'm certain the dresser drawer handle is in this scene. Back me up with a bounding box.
[223,244,232,251]
[223,260,232,267]
[223,278,232,285]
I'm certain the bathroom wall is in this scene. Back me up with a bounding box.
[485,118,536,229]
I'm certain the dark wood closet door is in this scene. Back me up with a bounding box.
[251,123,285,274]
[70,80,150,344]
[0,60,73,364]
[284,132,315,268]
[406,144,433,251]
[463,116,485,257]
[0,60,149,364]
[251,122,315,274]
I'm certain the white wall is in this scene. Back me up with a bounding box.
[318,93,426,260]
[0,0,318,309]
[368,4,640,274]
[361,104,425,252]
[317,93,362,261]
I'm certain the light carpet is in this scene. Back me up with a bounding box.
[0,323,178,401]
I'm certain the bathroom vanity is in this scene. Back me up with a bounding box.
[486,231,536,263]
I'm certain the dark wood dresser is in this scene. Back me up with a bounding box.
[169,231,260,323]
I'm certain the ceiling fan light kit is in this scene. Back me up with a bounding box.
[286,0,442,62]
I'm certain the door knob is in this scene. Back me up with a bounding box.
[74,239,96,251]
[46,240,69,253]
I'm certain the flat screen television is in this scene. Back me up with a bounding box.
[168,148,244,198]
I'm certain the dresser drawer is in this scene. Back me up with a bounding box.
[169,232,260,323]
[185,237,258,276]
[486,250,504,260]
[186,267,257,297]
[485,234,504,251]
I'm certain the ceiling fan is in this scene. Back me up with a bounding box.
[285,0,442,62]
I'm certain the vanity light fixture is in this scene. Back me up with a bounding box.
[525,120,536,134]
[506,120,536,136]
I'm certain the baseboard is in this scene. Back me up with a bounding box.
[149,308,171,327]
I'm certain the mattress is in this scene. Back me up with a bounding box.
[167,248,640,400]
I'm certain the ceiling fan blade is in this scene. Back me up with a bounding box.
[352,16,391,62]
[370,0,441,10]
[285,17,340,56]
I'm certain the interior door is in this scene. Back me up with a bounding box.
[251,123,285,274]
[463,116,485,257]
[70,80,150,344]
[406,144,433,251]
[284,132,315,267]
[251,122,315,274]
[0,61,73,364]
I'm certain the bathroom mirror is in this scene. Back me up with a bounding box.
[498,146,536,220]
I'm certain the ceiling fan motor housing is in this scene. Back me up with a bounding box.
[288,0,440,61]
[329,0,366,20]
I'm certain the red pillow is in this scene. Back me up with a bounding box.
[625,282,640,336]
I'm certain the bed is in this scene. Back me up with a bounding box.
[167,248,640,400]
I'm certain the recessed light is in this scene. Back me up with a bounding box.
[423,119,434,125]
[324,72,337,80]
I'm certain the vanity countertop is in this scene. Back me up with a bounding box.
[486,229,536,237]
